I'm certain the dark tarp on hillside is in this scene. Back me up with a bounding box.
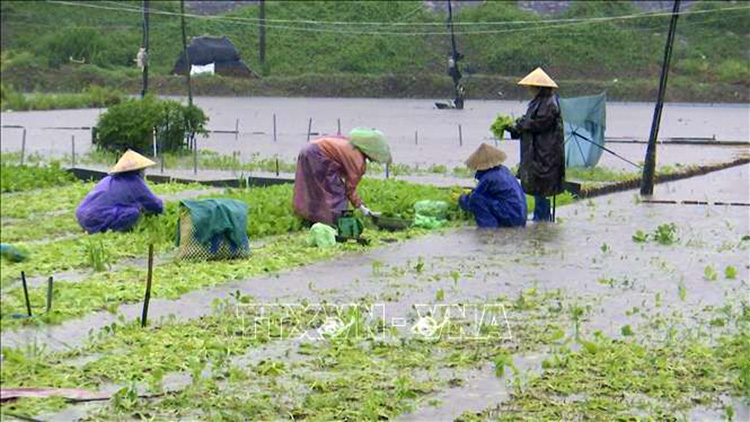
[172,36,258,78]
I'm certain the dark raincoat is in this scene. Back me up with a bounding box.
[459,165,527,228]
[514,90,565,197]
[75,172,163,234]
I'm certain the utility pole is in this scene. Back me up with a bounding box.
[180,0,193,106]
[259,0,266,72]
[640,0,680,196]
[447,0,464,109]
[141,0,150,98]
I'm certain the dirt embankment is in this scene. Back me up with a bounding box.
[2,65,748,103]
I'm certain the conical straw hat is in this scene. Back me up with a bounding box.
[465,143,507,171]
[517,67,559,89]
[109,149,156,174]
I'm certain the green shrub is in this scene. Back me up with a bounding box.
[37,27,105,68]
[675,58,711,78]
[94,96,208,155]
[35,26,137,69]
[0,50,46,74]
[0,85,124,111]
[716,59,750,85]
[0,83,28,111]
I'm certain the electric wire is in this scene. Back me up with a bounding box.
[42,0,750,36]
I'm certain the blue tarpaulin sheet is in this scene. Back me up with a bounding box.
[560,93,607,168]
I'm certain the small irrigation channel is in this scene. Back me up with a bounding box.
[0,155,748,420]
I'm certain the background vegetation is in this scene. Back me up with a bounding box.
[94,95,208,154]
[0,1,748,101]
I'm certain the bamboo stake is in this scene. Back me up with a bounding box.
[21,271,32,317]
[141,244,154,327]
[71,135,76,168]
[306,118,312,142]
[46,277,53,314]
[20,128,26,165]
[192,134,198,175]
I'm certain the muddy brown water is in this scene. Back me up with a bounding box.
[1,98,748,171]
[3,165,748,420]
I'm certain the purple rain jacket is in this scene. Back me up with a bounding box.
[75,172,163,234]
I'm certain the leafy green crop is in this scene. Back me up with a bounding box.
[0,162,75,193]
[632,223,679,245]
[490,114,515,140]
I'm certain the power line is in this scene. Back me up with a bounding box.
[86,0,698,27]
[7,4,742,34]
[110,1,749,28]
[43,0,750,36]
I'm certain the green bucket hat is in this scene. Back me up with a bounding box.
[348,127,392,163]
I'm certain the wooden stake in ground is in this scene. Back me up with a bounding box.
[307,118,313,142]
[71,135,76,168]
[193,135,198,175]
[152,128,157,157]
[20,128,26,165]
[21,271,32,317]
[46,277,53,314]
[337,118,341,135]
[458,124,463,146]
[273,113,277,142]
[141,244,154,327]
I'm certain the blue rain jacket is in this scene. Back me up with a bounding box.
[459,165,527,228]
[75,172,163,234]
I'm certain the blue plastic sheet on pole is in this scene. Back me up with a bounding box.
[560,93,607,168]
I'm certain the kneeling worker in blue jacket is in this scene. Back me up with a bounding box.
[458,143,527,228]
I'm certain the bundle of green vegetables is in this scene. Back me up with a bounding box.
[489,115,516,140]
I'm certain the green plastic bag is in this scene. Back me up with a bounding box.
[413,200,449,229]
[414,214,446,230]
[414,200,449,219]
[307,223,337,248]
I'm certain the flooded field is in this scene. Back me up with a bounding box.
[1,160,747,420]
[1,96,748,420]
[2,97,748,171]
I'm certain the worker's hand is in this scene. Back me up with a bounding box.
[507,125,520,139]
[359,204,373,217]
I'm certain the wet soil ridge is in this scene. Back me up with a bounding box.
[578,156,750,199]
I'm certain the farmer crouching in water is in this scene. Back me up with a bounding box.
[293,128,392,225]
[458,143,527,228]
[76,149,163,234]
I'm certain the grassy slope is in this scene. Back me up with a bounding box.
[1,1,748,101]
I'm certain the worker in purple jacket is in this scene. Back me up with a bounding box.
[76,149,163,234]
